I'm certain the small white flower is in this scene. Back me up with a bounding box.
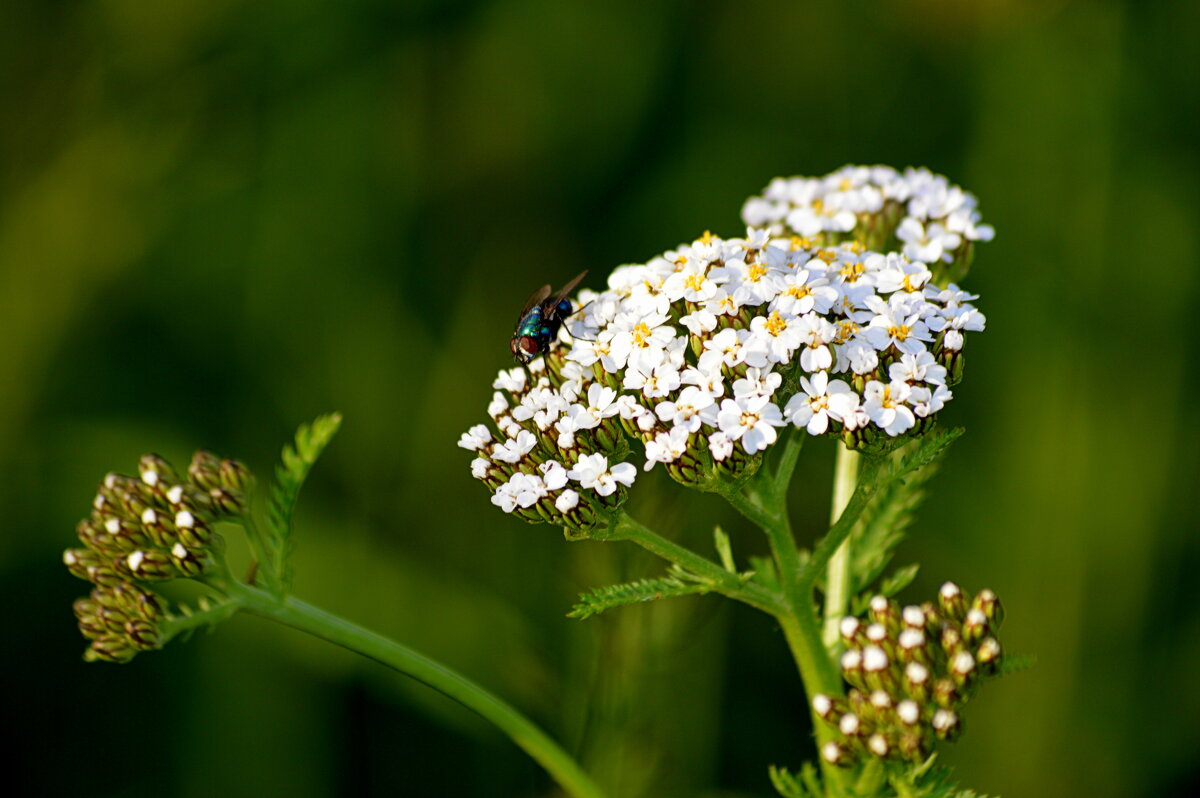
[716,395,785,454]
[703,327,750,369]
[782,371,855,435]
[623,361,682,399]
[655,386,718,433]
[794,313,837,372]
[732,367,782,400]
[457,424,493,451]
[539,460,569,490]
[888,351,947,386]
[555,489,580,512]
[747,311,802,366]
[492,430,538,464]
[910,384,953,418]
[493,368,527,393]
[864,380,917,436]
[708,430,734,461]
[896,217,962,264]
[644,426,691,470]
[770,270,839,316]
[865,298,932,356]
[568,453,637,496]
[662,259,718,303]
[679,308,718,335]
[470,458,491,480]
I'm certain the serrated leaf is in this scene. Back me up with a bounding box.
[849,428,959,602]
[567,574,711,620]
[998,652,1036,676]
[714,525,736,572]
[768,764,820,798]
[748,554,780,593]
[265,413,343,592]
[889,427,963,484]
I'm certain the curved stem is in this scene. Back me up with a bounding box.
[822,444,860,649]
[612,513,783,615]
[227,583,608,798]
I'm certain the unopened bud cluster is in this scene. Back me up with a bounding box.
[462,166,991,525]
[813,582,1005,766]
[64,452,251,662]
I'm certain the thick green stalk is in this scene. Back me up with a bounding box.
[227,583,608,798]
[799,455,884,588]
[822,444,860,649]
[612,513,783,615]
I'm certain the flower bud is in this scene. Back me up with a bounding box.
[931,708,961,741]
[63,548,104,582]
[962,607,989,645]
[975,636,1003,675]
[971,588,1004,628]
[219,458,253,493]
[938,581,967,621]
[169,543,207,577]
[121,549,178,581]
[138,454,180,489]
[188,450,222,490]
[84,634,138,663]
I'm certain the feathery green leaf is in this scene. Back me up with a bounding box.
[265,413,343,592]
[568,573,711,620]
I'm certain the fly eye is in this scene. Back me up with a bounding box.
[519,336,540,354]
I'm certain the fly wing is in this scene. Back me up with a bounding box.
[520,284,552,319]
[542,270,588,316]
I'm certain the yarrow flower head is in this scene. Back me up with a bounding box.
[63,451,252,662]
[461,166,991,531]
[813,583,1008,766]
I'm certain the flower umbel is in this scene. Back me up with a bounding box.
[462,165,991,524]
[64,452,249,662]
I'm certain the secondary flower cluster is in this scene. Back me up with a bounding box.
[461,167,990,528]
[64,452,248,662]
[741,165,994,284]
[812,583,1005,765]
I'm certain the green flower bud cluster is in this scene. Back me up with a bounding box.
[63,452,251,662]
[812,582,1005,766]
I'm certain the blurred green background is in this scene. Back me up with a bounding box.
[3,0,1197,796]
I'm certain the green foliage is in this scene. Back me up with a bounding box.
[998,653,1037,677]
[713,525,736,572]
[567,571,712,620]
[769,763,824,798]
[265,413,343,593]
[847,429,961,605]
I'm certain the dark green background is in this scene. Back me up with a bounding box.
[2,1,1197,796]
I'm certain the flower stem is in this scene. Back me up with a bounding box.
[822,443,860,649]
[227,583,608,798]
[612,513,783,615]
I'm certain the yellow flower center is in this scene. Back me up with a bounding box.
[848,241,865,254]
[747,262,768,281]
[632,323,652,347]
[839,178,852,191]
[839,261,866,281]
[787,284,812,300]
[686,273,706,291]
[812,198,826,215]
[698,230,715,244]
[888,324,911,342]
[902,274,919,292]
[740,411,760,427]
[817,249,837,264]
[764,312,788,337]
[790,235,814,251]
[672,256,688,272]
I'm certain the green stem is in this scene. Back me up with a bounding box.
[612,513,783,615]
[228,583,608,798]
[822,444,860,649]
[772,425,805,497]
[799,455,885,589]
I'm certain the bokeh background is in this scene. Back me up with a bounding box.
[2,0,1197,796]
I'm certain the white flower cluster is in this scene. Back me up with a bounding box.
[462,167,991,527]
[742,165,994,265]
